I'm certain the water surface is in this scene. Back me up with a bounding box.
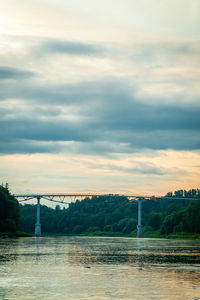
[0,236,200,299]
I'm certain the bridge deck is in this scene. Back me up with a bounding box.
[14,193,198,203]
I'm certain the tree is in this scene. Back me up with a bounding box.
[161,210,184,234]
[117,218,137,234]
[183,199,200,233]
[148,213,162,230]
[0,184,19,232]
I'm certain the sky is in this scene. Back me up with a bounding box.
[0,0,200,196]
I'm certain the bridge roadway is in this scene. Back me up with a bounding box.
[14,193,198,238]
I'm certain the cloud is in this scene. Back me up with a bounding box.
[37,39,104,56]
[0,117,95,143]
[0,140,59,154]
[0,34,199,156]
[131,41,200,61]
[0,77,200,155]
[0,66,36,80]
[88,161,167,176]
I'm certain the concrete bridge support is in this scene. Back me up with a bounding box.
[137,198,143,238]
[35,196,41,236]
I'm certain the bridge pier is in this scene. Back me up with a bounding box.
[137,198,143,238]
[35,196,41,236]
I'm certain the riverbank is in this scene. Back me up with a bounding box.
[42,231,200,239]
[143,231,200,239]
[0,231,32,238]
[2,230,199,239]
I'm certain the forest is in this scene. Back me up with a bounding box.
[1,184,199,237]
[18,189,200,237]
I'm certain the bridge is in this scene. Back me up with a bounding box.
[14,193,198,238]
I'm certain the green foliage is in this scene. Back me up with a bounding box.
[19,204,63,233]
[104,225,112,232]
[0,184,19,232]
[183,199,200,233]
[19,195,138,234]
[117,218,137,233]
[18,189,200,236]
[148,213,162,230]
[161,210,184,234]
[161,199,200,235]
[87,226,101,233]
[73,225,84,234]
[143,226,153,233]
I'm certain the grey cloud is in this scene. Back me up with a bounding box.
[1,78,200,134]
[129,41,200,79]
[0,80,99,103]
[161,41,200,55]
[38,40,104,56]
[128,130,200,151]
[0,106,62,119]
[0,78,200,154]
[0,139,61,155]
[131,41,200,61]
[0,118,96,143]
[89,161,167,176]
[0,66,36,80]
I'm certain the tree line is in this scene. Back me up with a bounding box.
[1,184,199,236]
[18,190,200,236]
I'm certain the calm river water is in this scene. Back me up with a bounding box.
[0,236,200,300]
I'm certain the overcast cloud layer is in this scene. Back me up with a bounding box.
[0,0,200,194]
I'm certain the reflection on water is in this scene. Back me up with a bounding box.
[0,236,200,299]
[35,236,40,262]
[137,238,143,270]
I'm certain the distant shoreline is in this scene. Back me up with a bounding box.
[1,231,200,239]
[0,231,31,238]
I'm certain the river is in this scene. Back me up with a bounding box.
[0,236,200,299]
